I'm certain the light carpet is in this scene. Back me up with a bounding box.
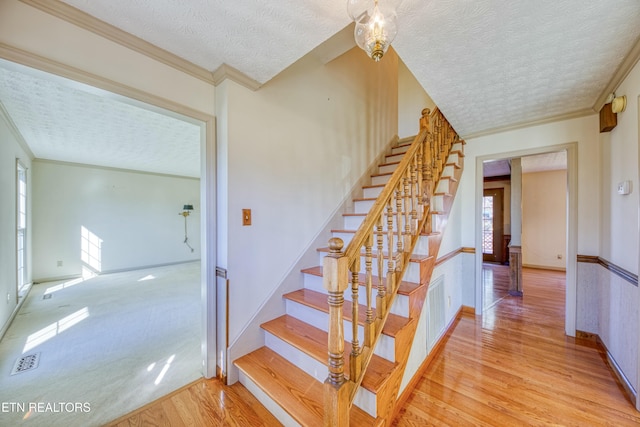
[0,262,201,426]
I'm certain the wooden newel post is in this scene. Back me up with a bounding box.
[323,237,350,426]
[420,108,430,130]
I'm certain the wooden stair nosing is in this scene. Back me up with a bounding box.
[261,315,397,393]
[234,347,374,426]
[301,265,422,296]
[362,183,385,190]
[353,197,379,202]
[379,160,401,167]
[284,288,413,338]
[371,171,393,178]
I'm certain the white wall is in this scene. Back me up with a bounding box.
[599,57,640,397]
[522,170,567,269]
[462,115,600,254]
[219,46,399,349]
[398,57,435,139]
[0,111,32,332]
[32,161,200,280]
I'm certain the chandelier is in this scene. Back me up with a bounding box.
[348,0,402,61]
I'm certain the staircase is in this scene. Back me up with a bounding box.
[235,108,464,426]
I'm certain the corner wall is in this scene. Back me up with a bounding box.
[598,55,640,400]
[0,110,32,333]
[218,46,399,362]
[32,161,200,281]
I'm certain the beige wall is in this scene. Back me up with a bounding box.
[398,56,434,139]
[219,46,399,346]
[522,170,567,270]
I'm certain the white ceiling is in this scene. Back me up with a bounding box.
[483,151,567,178]
[0,59,202,178]
[2,0,640,176]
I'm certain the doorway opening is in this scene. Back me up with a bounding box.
[0,56,217,424]
[476,147,575,336]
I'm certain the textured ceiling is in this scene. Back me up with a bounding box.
[0,60,201,177]
[56,0,640,137]
[60,0,349,85]
[3,0,640,176]
[483,151,567,178]
[397,0,640,136]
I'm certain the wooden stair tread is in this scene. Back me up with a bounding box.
[353,197,378,202]
[234,347,374,426]
[370,171,392,178]
[446,161,462,169]
[362,183,385,190]
[316,247,432,264]
[379,160,400,167]
[261,315,397,392]
[301,266,422,296]
[284,288,412,337]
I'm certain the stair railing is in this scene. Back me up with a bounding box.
[323,107,460,426]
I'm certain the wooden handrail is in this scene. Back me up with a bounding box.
[323,107,460,426]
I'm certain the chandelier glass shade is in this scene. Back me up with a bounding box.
[348,0,402,61]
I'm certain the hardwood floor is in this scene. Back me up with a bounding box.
[105,378,281,427]
[110,266,640,426]
[393,266,640,426]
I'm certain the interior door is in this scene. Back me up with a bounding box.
[482,188,504,263]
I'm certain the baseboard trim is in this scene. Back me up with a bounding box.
[576,329,637,406]
[392,306,463,420]
[598,336,638,406]
[0,284,34,341]
[33,260,200,284]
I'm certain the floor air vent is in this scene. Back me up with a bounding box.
[43,294,52,300]
[11,353,40,375]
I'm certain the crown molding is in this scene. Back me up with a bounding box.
[212,63,262,91]
[593,33,640,112]
[462,108,595,140]
[0,100,35,160]
[19,0,216,85]
[0,42,213,123]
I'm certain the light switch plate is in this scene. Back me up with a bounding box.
[617,180,631,195]
[242,209,252,226]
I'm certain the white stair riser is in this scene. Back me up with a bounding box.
[344,215,365,229]
[391,146,410,156]
[412,235,431,255]
[353,386,377,418]
[378,163,398,175]
[436,179,450,194]
[448,153,461,164]
[285,300,396,361]
[354,199,376,213]
[317,253,421,283]
[442,164,455,177]
[431,194,444,212]
[371,174,391,186]
[264,332,377,417]
[385,153,404,163]
[302,273,412,317]
[364,186,383,199]
[451,142,463,152]
[238,372,300,427]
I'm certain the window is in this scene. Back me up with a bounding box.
[17,161,27,293]
[482,195,494,254]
